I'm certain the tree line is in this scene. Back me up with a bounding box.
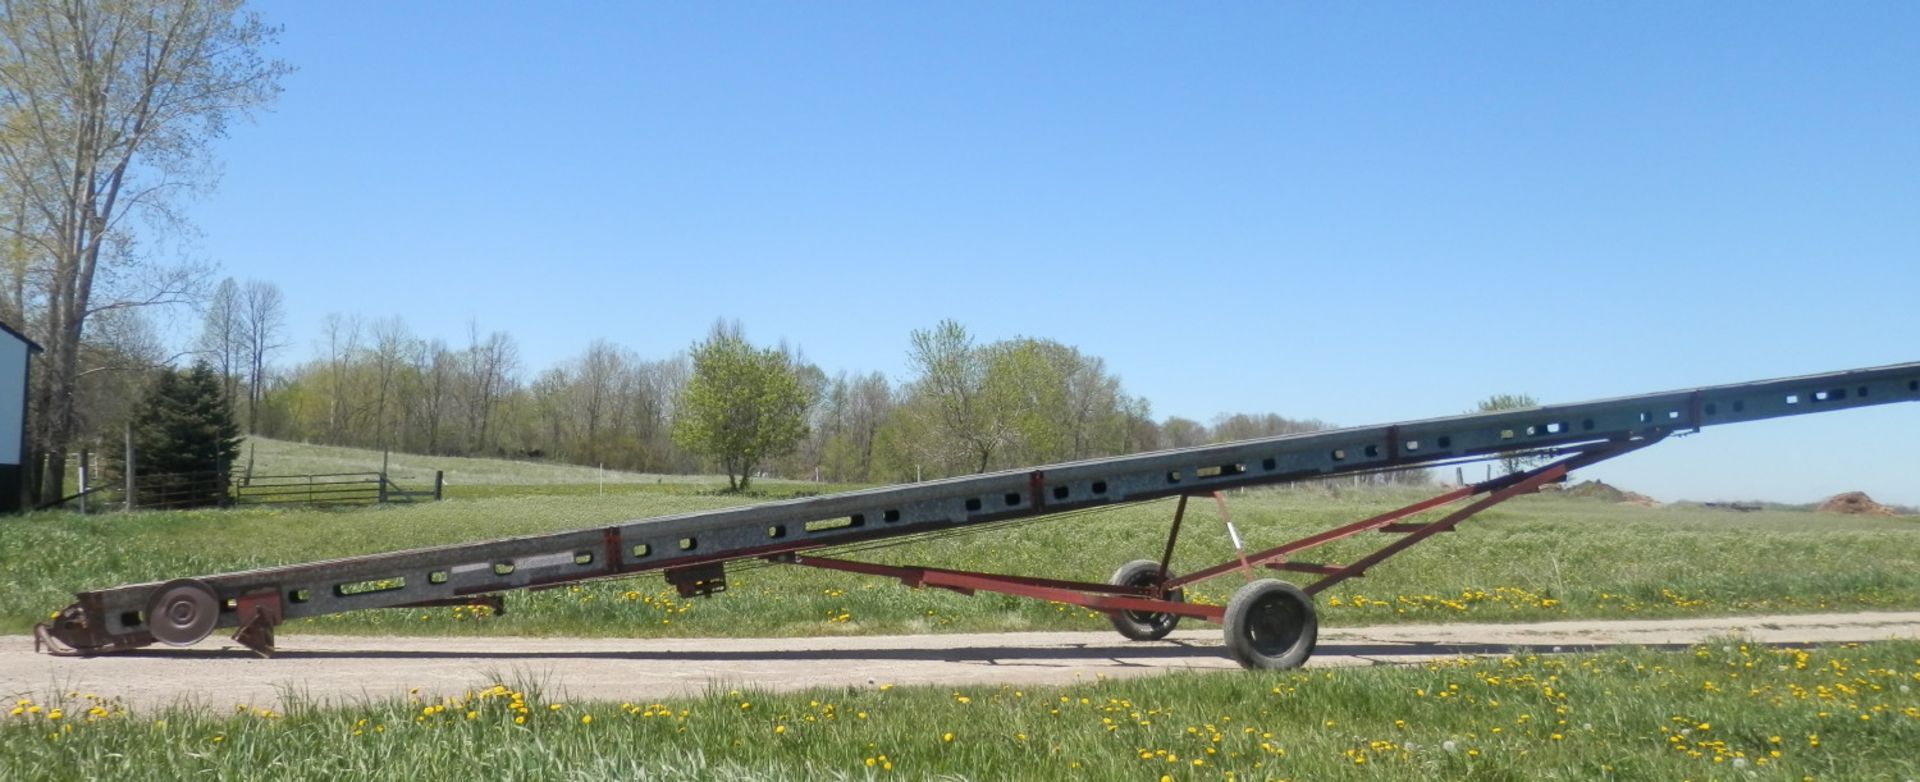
[229,313,1429,488]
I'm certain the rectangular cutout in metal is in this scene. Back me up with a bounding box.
[804,517,858,533]
[337,577,407,597]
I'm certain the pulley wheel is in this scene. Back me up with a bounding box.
[146,579,220,646]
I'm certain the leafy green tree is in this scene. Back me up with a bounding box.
[1476,393,1543,475]
[672,326,812,491]
[116,362,243,507]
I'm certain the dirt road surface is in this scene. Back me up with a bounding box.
[6,611,1919,710]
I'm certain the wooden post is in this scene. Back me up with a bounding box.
[123,423,135,512]
[433,470,444,501]
[379,449,392,503]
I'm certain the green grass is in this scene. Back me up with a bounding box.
[5,639,1917,780]
[5,487,1918,639]
[235,436,816,488]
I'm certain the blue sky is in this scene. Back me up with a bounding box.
[189,2,1918,504]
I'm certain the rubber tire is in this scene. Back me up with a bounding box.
[1222,579,1318,670]
[1107,559,1184,641]
[146,578,220,647]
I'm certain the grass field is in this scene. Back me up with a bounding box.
[9,452,1920,779]
[235,436,817,489]
[5,483,1918,639]
[5,639,1916,780]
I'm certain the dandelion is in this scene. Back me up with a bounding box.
[581,714,592,725]
[942,732,954,743]
[774,725,786,735]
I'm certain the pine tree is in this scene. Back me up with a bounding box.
[115,362,244,508]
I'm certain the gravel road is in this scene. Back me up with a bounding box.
[6,611,1918,710]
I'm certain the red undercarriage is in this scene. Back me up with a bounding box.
[774,439,1652,624]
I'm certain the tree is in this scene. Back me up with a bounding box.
[240,279,284,433]
[672,325,812,491]
[461,322,517,453]
[0,0,289,502]
[906,320,1004,473]
[197,278,243,406]
[117,362,242,507]
[1476,393,1543,475]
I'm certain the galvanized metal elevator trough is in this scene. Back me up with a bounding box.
[36,362,1920,669]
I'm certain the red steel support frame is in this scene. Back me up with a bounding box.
[776,438,1659,625]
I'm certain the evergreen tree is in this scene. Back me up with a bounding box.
[115,363,244,508]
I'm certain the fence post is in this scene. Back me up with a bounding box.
[77,450,88,514]
[434,470,444,501]
[124,423,136,512]
[378,471,389,503]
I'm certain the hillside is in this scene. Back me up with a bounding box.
[239,437,791,488]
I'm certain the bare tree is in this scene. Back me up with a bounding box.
[417,339,457,454]
[0,0,288,500]
[367,316,417,450]
[576,339,622,465]
[319,313,361,444]
[461,321,517,454]
[197,277,242,405]
[240,279,283,434]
